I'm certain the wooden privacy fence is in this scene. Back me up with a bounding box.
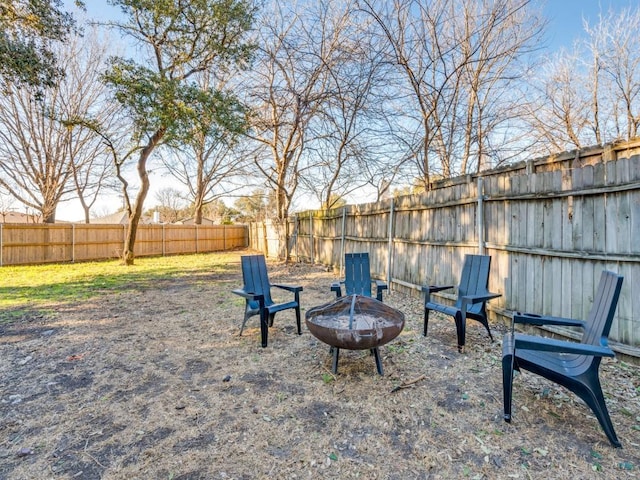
[0,223,248,266]
[250,139,640,358]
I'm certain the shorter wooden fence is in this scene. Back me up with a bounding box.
[0,223,248,266]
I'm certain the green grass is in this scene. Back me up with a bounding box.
[0,252,241,314]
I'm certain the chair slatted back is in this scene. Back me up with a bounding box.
[455,255,491,314]
[241,255,274,308]
[582,270,623,346]
[344,253,373,297]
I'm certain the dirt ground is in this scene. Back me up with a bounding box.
[1,251,639,479]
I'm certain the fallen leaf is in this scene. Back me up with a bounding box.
[66,353,85,361]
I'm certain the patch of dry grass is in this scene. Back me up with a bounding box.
[1,251,639,479]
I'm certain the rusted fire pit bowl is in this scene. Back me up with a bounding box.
[305,294,405,350]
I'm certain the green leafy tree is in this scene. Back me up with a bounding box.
[234,188,275,222]
[102,0,255,265]
[0,0,83,89]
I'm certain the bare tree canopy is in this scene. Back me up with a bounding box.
[0,27,114,223]
[525,6,640,154]
[359,0,545,187]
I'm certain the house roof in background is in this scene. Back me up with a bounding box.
[0,212,41,223]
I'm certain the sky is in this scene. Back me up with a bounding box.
[52,0,638,221]
[542,0,636,50]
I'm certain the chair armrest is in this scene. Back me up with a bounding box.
[232,289,264,302]
[460,292,501,315]
[374,280,388,291]
[514,333,615,357]
[272,283,303,293]
[461,292,501,304]
[513,312,585,328]
[374,280,388,301]
[421,284,454,294]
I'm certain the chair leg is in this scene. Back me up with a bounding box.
[423,308,430,337]
[480,316,494,342]
[372,348,383,375]
[575,378,622,447]
[239,311,251,336]
[268,313,275,327]
[332,347,340,374]
[260,309,269,348]
[295,306,302,335]
[455,311,466,353]
[502,333,515,422]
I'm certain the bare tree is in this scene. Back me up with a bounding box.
[299,2,407,210]
[455,0,544,172]
[523,51,592,152]
[524,5,640,153]
[0,193,17,222]
[153,187,186,223]
[0,83,72,222]
[162,140,244,224]
[586,7,640,140]
[359,0,544,186]
[63,28,120,223]
[0,28,114,223]
[244,1,341,222]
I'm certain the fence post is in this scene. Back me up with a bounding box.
[0,223,3,266]
[72,224,76,263]
[263,221,268,258]
[293,215,298,261]
[310,211,314,264]
[387,197,394,290]
[340,206,346,275]
[161,224,165,257]
[477,177,485,254]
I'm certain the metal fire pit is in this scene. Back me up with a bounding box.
[305,294,405,375]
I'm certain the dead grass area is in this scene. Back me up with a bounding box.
[1,251,639,479]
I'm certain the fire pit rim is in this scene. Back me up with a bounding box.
[305,294,405,350]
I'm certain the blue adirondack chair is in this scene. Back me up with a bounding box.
[329,252,388,374]
[331,252,388,301]
[502,270,624,447]
[232,254,303,348]
[422,254,500,352]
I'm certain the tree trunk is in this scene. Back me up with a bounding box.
[42,206,56,224]
[194,204,203,225]
[193,190,204,225]
[78,195,91,224]
[194,155,204,225]
[122,167,150,265]
[121,128,166,265]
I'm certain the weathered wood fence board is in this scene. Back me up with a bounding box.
[0,224,247,266]
[249,140,640,356]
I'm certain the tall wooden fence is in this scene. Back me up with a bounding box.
[249,140,640,358]
[0,223,248,266]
